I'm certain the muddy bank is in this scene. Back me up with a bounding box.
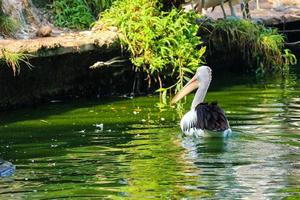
[0,29,118,58]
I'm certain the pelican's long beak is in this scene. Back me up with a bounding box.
[171,75,199,105]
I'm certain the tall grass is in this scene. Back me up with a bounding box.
[0,49,33,76]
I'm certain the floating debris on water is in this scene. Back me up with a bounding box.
[50,99,63,103]
[0,159,15,177]
[94,123,104,131]
[133,107,142,115]
[122,94,134,99]
[48,163,56,167]
[118,178,128,185]
[40,120,50,124]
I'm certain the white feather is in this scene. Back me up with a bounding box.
[180,110,197,132]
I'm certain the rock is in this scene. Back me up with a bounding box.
[36,25,52,37]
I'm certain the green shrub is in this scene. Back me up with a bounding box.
[52,0,115,29]
[98,0,205,96]
[52,0,95,29]
[200,18,297,74]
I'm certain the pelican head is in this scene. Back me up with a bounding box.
[171,65,212,105]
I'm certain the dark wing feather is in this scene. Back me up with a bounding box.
[195,102,229,132]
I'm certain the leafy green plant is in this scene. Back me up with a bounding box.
[200,18,297,74]
[52,0,115,29]
[52,0,94,29]
[0,49,33,76]
[98,0,205,101]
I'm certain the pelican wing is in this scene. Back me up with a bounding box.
[195,102,229,132]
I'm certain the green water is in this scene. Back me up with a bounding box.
[0,71,299,199]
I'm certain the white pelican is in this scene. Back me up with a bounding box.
[171,66,232,137]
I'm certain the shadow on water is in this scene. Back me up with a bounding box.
[0,97,126,125]
[0,65,299,199]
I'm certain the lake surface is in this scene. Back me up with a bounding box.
[0,69,299,199]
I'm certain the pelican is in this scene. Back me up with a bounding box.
[171,66,232,137]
